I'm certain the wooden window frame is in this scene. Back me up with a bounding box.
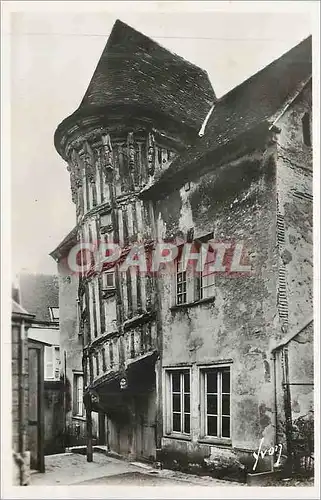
[199,365,231,443]
[165,368,191,437]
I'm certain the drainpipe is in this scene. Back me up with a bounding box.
[281,346,293,474]
[271,350,278,472]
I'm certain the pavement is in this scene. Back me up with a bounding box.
[29,451,244,487]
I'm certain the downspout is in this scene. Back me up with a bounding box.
[271,350,278,471]
[281,346,293,473]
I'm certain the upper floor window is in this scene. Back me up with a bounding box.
[100,212,113,234]
[49,306,59,322]
[175,234,215,306]
[45,346,60,381]
[302,112,312,147]
[102,270,116,291]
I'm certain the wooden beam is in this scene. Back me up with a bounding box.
[86,407,93,462]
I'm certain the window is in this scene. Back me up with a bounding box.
[74,373,84,417]
[45,346,60,380]
[176,258,187,305]
[49,307,59,322]
[102,270,115,290]
[168,370,190,434]
[100,212,113,233]
[302,112,311,147]
[175,235,215,306]
[201,367,231,439]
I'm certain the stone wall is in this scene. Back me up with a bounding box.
[154,146,279,458]
[57,263,99,445]
[12,320,30,485]
[275,81,312,333]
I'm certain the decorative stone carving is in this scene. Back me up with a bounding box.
[147,132,155,175]
[83,141,96,183]
[127,132,135,172]
[102,133,114,180]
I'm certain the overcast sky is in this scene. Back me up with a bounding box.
[10,4,313,277]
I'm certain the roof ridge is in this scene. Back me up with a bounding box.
[217,35,312,103]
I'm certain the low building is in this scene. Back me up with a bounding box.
[14,273,64,456]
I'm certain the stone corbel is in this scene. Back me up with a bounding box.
[127,132,136,172]
[70,149,83,188]
[147,132,155,176]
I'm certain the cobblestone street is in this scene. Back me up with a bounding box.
[30,452,244,487]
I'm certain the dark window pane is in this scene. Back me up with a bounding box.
[177,283,183,293]
[184,394,190,413]
[206,371,217,393]
[171,372,181,392]
[177,295,182,304]
[184,373,190,393]
[177,274,183,283]
[207,416,217,436]
[222,370,230,393]
[207,394,217,415]
[222,394,230,416]
[222,417,230,438]
[173,413,181,432]
[184,414,190,434]
[172,394,181,412]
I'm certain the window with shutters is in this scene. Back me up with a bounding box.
[44,345,60,380]
[73,373,84,417]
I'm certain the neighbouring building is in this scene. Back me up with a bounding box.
[14,273,64,456]
[50,228,101,447]
[12,300,34,485]
[51,20,313,477]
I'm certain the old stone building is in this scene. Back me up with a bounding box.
[51,20,313,475]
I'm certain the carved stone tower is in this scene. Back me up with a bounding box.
[54,19,215,460]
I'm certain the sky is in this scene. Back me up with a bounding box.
[10,3,313,277]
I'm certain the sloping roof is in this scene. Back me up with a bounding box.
[81,20,215,129]
[145,35,312,193]
[19,273,59,323]
[55,20,215,151]
[12,299,34,319]
[50,226,78,261]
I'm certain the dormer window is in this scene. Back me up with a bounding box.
[302,112,311,147]
[49,306,59,322]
